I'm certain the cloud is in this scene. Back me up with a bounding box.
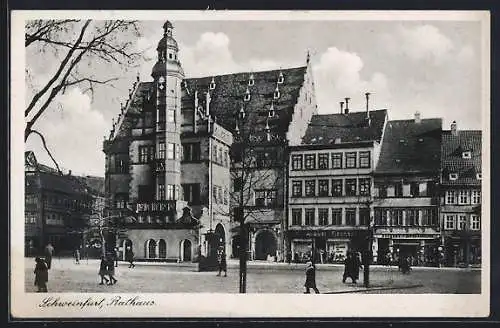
[312,47,390,114]
[25,87,108,176]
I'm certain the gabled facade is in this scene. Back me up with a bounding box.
[440,122,481,267]
[103,21,317,262]
[287,103,387,263]
[372,113,442,266]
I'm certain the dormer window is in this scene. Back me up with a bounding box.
[268,102,275,118]
[209,77,216,90]
[277,71,284,84]
[244,87,251,102]
[273,86,280,100]
[449,173,458,181]
[477,173,482,180]
[462,151,472,159]
[248,74,254,86]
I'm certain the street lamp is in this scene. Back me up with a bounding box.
[235,104,248,293]
[363,210,374,288]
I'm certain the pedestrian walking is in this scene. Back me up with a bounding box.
[106,255,118,285]
[304,261,320,294]
[74,248,81,264]
[216,246,227,277]
[126,248,135,268]
[114,247,119,267]
[400,256,411,274]
[343,251,363,283]
[44,243,54,269]
[34,257,48,292]
[98,255,110,285]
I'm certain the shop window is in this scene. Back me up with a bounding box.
[292,180,303,197]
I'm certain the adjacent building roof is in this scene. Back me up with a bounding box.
[38,172,89,195]
[301,109,387,146]
[375,118,442,175]
[441,130,482,186]
[76,175,106,197]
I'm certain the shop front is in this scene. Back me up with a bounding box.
[444,234,481,267]
[374,233,440,266]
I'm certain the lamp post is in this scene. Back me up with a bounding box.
[363,212,374,288]
[235,104,248,293]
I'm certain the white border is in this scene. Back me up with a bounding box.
[11,10,491,318]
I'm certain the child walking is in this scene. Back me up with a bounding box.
[34,257,48,292]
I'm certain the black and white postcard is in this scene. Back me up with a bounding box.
[10,10,490,318]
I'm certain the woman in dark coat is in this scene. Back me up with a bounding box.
[34,257,48,292]
[126,248,135,268]
[342,252,353,283]
[351,252,363,283]
[304,261,320,293]
[98,255,109,285]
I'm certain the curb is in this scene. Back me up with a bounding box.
[323,284,424,294]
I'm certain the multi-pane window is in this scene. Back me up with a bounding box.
[292,181,303,197]
[218,148,224,166]
[213,186,219,203]
[345,152,357,168]
[471,215,480,230]
[471,190,481,204]
[157,182,165,200]
[255,190,277,207]
[459,190,469,204]
[292,209,302,226]
[224,150,229,167]
[305,180,316,197]
[458,215,467,230]
[407,209,418,226]
[183,143,200,162]
[359,178,371,196]
[167,143,176,159]
[332,179,343,197]
[318,180,329,196]
[304,154,316,170]
[158,142,166,159]
[445,215,456,230]
[359,151,370,168]
[182,184,200,204]
[421,208,430,225]
[305,209,315,226]
[318,153,329,169]
[291,155,303,170]
[446,190,457,204]
[378,186,387,198]
[318,208,329,226]
[345,209,356,226]
[332,209,342,225]
[332,153,342,169]
[345,179,357,196]
[391,209,403,226]
[224,188,228,205]
[139,146,149,163]
[359,208,370,226]
[167,185,176,200]
[410,183,419,197]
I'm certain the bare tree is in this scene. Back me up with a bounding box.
[24,19,143,169]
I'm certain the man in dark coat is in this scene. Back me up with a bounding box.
[106,255,117,285]
[216,246,227,277]
[34,257,48,292]
[126,248,135,268]
[304,261,320,293]
[342,252,353,283]
[44,243,54,269]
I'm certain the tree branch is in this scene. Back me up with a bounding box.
[27,129,62,175]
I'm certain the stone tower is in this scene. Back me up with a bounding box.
[151,21,185,219]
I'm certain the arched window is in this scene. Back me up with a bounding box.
[145,239,157,258]
[158,239,167,258]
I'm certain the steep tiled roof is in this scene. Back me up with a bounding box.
[301,109,387,145]
[75,175,105,196]
[182,66,307,143]
[375,118,442,175]
[114,82,153,139]
[39,172,88,195]
[441,130,481,186]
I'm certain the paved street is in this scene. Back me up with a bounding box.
[24,257,481,294]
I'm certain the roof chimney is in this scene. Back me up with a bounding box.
[451,120,458,136]
[340,101,344,114]
[344,97,350,114]
[365,92,370,116]
[414,111,421,124]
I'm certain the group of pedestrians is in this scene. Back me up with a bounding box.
[98,255,118,285]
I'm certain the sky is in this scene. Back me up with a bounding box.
[23,14,486,177]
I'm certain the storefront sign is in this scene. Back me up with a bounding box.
[288,230,366,239]
[377,234,440,239]
[136,201,174,213]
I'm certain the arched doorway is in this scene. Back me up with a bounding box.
[254,230,277,260]
[145,239,157,259]
[122,239,133,261]
[181,239,192,262]
[158,239,167,259]
[231,235,240,258]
